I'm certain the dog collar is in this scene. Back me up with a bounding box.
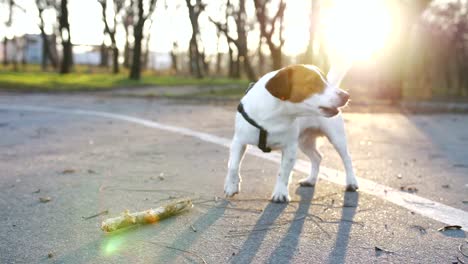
[237,102,271,153]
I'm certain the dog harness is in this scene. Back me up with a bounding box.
[237,82,272,153]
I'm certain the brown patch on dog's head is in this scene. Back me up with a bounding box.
[265,65,326,103]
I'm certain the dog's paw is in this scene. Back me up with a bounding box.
[298,177,316,187]
[271,192,290,203]
[345,184,359,192]
[271,185,290,203]
[224,182,240,197]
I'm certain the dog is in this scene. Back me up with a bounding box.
[224,64,358,203]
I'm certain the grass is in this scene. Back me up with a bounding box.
[0,65,249,92]
[191,86,248,100]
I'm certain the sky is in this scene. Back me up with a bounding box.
[0,0,396,60]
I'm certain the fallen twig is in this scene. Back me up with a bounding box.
[101,199,192,232]
[145,241,207,264]
[311,192,338,201]
[310,218,331,239]
[457,256,466,264]
[459,242,468,258]
[410,225,427,235]
[39,197,51,203]
[82,210,109,220]
[374,246,395,256]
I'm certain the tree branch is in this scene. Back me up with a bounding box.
[208,16,238,46]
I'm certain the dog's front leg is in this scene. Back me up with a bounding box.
[271,144,297,203]
[224,139,247,197]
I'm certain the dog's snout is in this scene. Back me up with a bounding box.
[338,91,350,105]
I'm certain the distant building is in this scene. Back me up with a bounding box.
[0,34,57,65]
[0,34,172,70]
[147,51,172,70]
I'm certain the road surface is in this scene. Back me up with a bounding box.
[0,92,467,263]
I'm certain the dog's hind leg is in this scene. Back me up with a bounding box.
[324,117,359,192]
[224,139,247,197]
[298,131,322,187]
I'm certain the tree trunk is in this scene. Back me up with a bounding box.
[100,43,109,67]
[130,26,143,80]
[253,0,285,71]
[123,26,131,68]
[189,36,203,78]
[40,31,48,70]
[38,6,57,71]
[170,42,178,73]
[237,0,255,80]
[112,46,119,74]
[270,46,282,70]
[185,0,204,78]
[3,37,9,66]
[228,43,236,78]
[303,0,320,64]
[59,0,73,74]
[129,0,144,80]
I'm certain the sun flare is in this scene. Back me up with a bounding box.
[321,0,394,62]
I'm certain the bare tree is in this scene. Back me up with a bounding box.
[380,0,432,101]
[58,0,73,73]
[1,0,23,66]
[215,28,222,75]
[302,0,321,64]
[35,0,58,70]
[417,0,468,97]
[210,0,239,78]
[210,0,256,80]
[98,0,124,74]
[170,41,178,73]
[123,0,134,68]
[253,0,286,70]
[142,17,154,70]
[185,0,205,78]
[129,0,157,80]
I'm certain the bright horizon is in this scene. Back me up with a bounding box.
[0,0,396,61]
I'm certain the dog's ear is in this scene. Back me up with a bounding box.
[265,68,291,101]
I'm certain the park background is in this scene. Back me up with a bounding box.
[1,0,467,103]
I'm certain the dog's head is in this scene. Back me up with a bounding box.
[265,64,349,117]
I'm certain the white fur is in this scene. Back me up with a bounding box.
[225,65,358,202]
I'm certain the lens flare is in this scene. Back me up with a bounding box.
[102,234,126,256]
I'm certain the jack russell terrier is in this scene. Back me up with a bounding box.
[224,64,358,203]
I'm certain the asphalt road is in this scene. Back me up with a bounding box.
[0,92,467,264]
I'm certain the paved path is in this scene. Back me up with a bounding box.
[0,93,467,263]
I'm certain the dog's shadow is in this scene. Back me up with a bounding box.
[327,191,359,264]
[232,186,314,264]
[233,188,359,264]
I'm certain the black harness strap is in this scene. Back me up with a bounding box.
[237,102,271,153]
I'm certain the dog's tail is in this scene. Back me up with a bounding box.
[326,58,353,88]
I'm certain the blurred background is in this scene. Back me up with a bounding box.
[0,0,467,102]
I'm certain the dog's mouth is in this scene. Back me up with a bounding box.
[319,106,340,117]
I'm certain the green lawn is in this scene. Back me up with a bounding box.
[0,68,249,92]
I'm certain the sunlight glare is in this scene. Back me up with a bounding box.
[322,0,394,62]
[101,233,126,256]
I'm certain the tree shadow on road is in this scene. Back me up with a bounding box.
[327,191,359,264]
[266,186,316,264]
